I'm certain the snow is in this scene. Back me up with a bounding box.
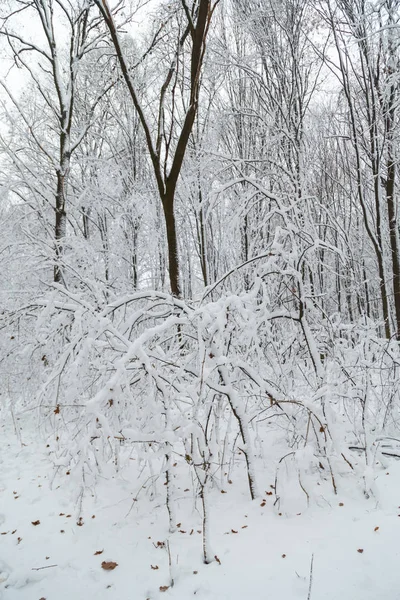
[1,409,400,600]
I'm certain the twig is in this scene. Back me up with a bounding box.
[307,554,314,600]
[32,564,58,571]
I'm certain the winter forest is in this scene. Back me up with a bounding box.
[1,0,400,598]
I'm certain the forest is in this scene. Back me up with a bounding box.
[0,1,400,598]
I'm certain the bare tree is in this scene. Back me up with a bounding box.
[94,0,218,297]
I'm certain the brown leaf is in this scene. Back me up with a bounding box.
[176,523,181,528]
[241,525,248,529]
[159,586,170,592]
[374,527,379,532]
[260,501,266,507]
[282,554,286,558]
[231,529,238,534]
[193,570,198,574]
[92,515,96,519]
[266,491,273,496]
[184,489,189,492]
[357,549,364,553]
[11,530,16,534]
[60,530,65,533]
[17,537,22,544]
[94,550,104,555]
[151,565,159,570]
[221,490,227,494]
[214,555,221,565]
[339,503,344,507]
[101,561,118,570]
[31,520,40,526]
[179,530,186,534]
[54,405,60,415]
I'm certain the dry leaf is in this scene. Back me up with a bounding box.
[374,526,379,532]
[17,537,22,544]
[221,490,227,494]
[151,565,159,570]
[101,561,118,570]
[282,554,286,558]
[357,549,364,553]
[193,571,198,574]
[266,491,273,496]
[231,529,238,534]
[241,525,248,529]
[339,502,344,507]
[260,501,266,507]
[94,550,104,555]
[214,555,221,565]
[159,586,169,592]
[179,530,186,534]
[31,520,40,526]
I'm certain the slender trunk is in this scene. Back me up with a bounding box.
[162,194,181,298]
[54,169,67,284]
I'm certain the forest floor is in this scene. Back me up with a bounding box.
[1,409,400,600]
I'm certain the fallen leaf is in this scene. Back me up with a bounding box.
[151,565,159,570]
[260,501,266,507]
[31,521,40,526]
[94,550,104,555]
[357,549,364,553]
[374,527,379,532]
[101,561,118,570]
[159,586,169,592]
[92,515,96,519]
[17,537,22,544]
[231,529,238,534]
[241,525,248,529]
[176,523,181,528]
[221,490,227,494]
[179,530,186,533]
[266,491,273,496]
[282,554,286,558]
[339,502,344,507]
[54,405,60,415]
[193,571,198,574]
[11,530,16,534]
[60,530,65,533]
[214,555,221,565]
[184,489,189,492]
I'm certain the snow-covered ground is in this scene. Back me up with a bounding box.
[1,410,400,600]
